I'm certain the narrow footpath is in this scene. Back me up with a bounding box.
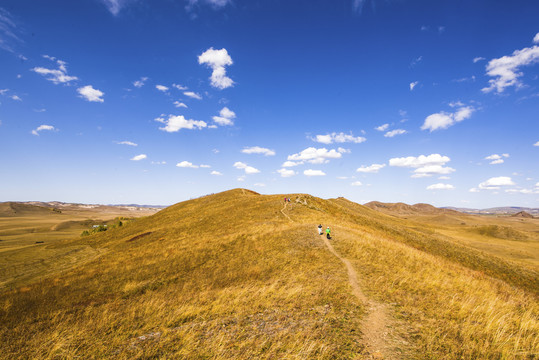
[322,235,403,360]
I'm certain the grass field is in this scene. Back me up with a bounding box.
[0,190,537,359]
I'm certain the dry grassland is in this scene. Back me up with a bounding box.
[0,190,537,359]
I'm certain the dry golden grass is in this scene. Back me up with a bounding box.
[0,189,537,359]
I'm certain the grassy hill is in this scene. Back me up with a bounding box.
[0,189,537,359]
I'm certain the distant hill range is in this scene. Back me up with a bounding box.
[442,206,539,216]
[0,201,165,217]
[364,201,462,215]
[363,201,538,217]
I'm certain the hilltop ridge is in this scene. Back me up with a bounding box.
[0,189,537,359]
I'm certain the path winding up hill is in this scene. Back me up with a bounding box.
[0,189,537,359]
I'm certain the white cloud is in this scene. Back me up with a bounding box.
[421,105,474,132]
[534,141,539,146]
[115,141,137,146]
[351,181,362,186]
[176,161,198,168]
[482,34,539,93]
[156,84,169,92]
[198,47,234,89]
[133,77,148,88]
[375,123,389,131]
[213,107,236,126]
[131,154,147,161]
[411,56,423,67]
[384,129,407,138]
[357,164,385,173]
[233,161,260,174]
[10,95,21,101]
[313,132,366,144]
[485,153,509,165]
[505,188,534,194]
[211,170,223,176]
[156,115,207,132]
[478,176,515,190]
[337,147,351,154]
[277,168,296,177]
[410,81,419,91]
[101,0,126,15]
[174,101,188,108]
[200,164,211,168]
[151,161,166,165]
[254,183,266,187]
[172,83,187,91]
[534,33,539,44]
[282,161,302,167]
[242,146,275,156]
[427,183,455,190]
[184,91,202,100]
[31,124,55,136]
[237,176,246,182]
[186,0,231,10]
[304,169,326,177]
[32,58,78,84]
[77,85,104,103]
[288,147,342,164]
[390,154,454,178]
[473,57,485,63]
[438,176,450,180]
[389,154,450,168]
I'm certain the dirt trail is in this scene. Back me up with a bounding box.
[322,235,404,359]
[280,202,293,222]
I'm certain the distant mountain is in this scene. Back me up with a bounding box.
[443,206,539,216]
[365,201,461,215]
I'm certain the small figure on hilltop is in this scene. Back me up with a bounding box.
[318,224,323,235]
[326,226,331,239]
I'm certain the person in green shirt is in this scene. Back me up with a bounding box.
[325,226,331,239]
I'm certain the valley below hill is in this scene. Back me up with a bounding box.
[0,190,537,359]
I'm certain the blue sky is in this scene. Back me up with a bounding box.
[0,0,538,207]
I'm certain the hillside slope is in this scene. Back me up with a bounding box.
[0,189,537,359]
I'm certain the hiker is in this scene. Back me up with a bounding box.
[326,226,331,239]
[317,224,323,235]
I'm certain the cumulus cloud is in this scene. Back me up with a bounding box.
[176,161,198,168]
[211,170,223,176]
[131,154,147,161]
[477,176,515,190]
[288,147,342,164]
[115,141,137,146]
[482,33,539,93]
[351,181,362,186]
[213,107,236,126]
[534,141,539,146]
[277,168,296,177]
[77,85,104,102]
[133,77,148,88]
[242,146,275,156]
[155,115,207,132]
[375,123,389,131]
[172,83,187,91]
[234,162,260,174]
[421,105,475,132]
[198,47,234,89]
[338,147,351,154]
[174,101,188,108]
[357,164,385,173]
[384,129,407,138]
[282,161,302,167]
[304,169,326,177]
[485,153,509,164]
[31,124,56,136]
[313,132,366,144]
[184,91,202,100]
[410,81,419,91]
[390,154,454,178]
[156,84,169,92]
[32,57,78,84]
[426,183,455,190]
